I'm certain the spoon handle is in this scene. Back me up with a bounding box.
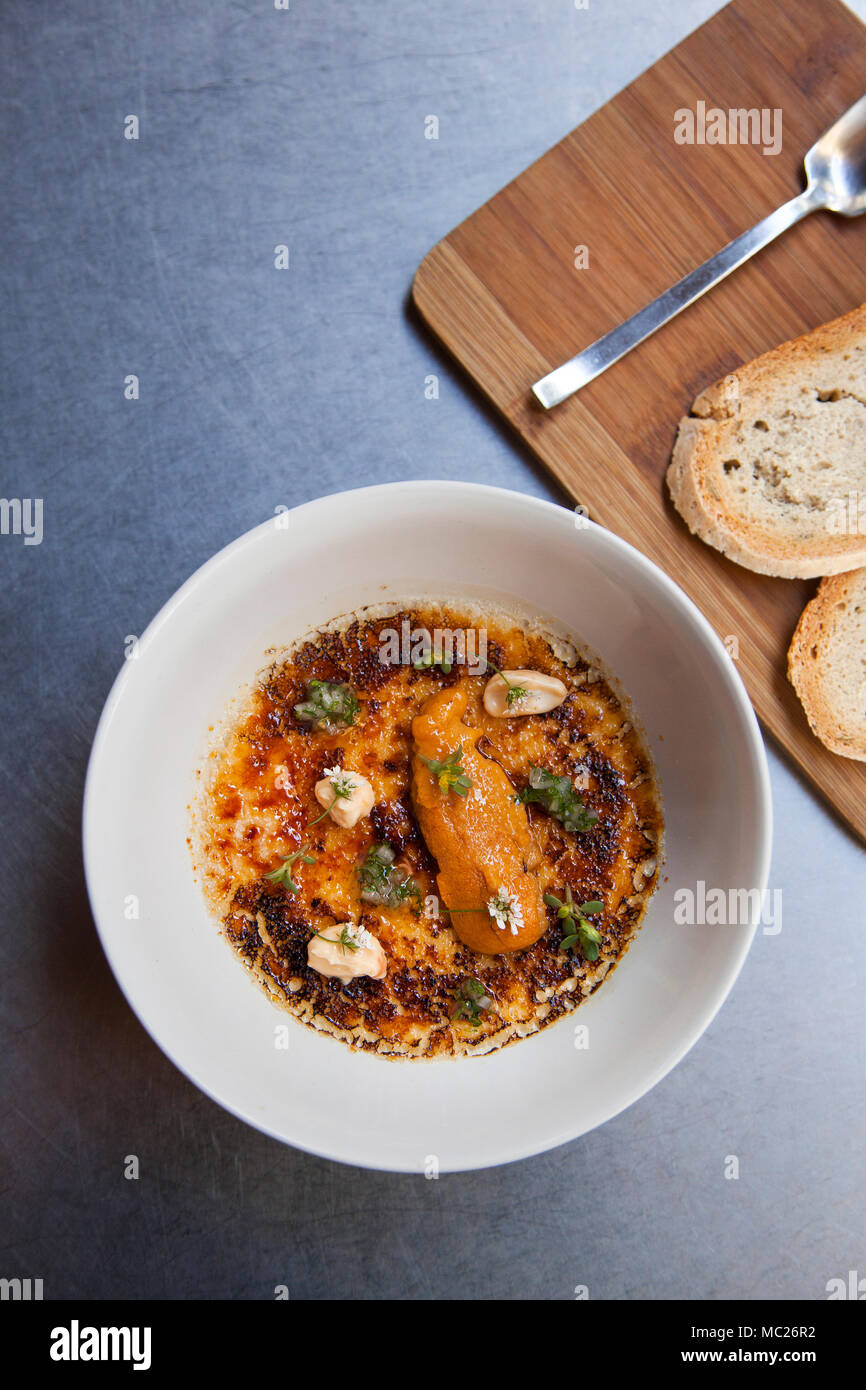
[532,188,821,409]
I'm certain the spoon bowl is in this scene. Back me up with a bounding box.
[533,94,866,408]
[804,95,866,215]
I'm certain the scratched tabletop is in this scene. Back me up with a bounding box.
[0,0,862,1300]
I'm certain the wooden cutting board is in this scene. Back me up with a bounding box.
[412,0,866,846]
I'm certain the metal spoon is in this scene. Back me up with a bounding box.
[531,95,866,410]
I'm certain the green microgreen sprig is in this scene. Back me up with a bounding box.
[420,744,473,797]
[413,650,453,674]
[266,844,317,893]
[544,886,604,960]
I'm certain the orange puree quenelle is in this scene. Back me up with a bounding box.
[410,683,547,954]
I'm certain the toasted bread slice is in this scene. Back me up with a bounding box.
[788,569,866,760]
[667,304,866,578]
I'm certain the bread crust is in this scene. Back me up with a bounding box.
[788,570,866,760]
[667,303,866,578]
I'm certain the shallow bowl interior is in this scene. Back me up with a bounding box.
[83,482,771,1172]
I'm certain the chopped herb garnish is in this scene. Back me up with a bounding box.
[544,887,603,960]
[451,977,492,1027]
[358,843,420,907]
[293,679,360,734]
[420,744,473,797]
[266,844,316,893]
[519,764,598,832]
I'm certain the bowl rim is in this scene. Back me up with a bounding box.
[82,480,773,1170]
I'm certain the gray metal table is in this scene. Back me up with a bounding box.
[1,0,862,1299]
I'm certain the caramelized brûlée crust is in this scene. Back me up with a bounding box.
[195,604,663,1058]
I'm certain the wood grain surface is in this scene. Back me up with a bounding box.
[412,0,866,845]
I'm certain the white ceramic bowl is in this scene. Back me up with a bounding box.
[83,482,771,1172]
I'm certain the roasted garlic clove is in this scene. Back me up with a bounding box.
[483,670,567,717]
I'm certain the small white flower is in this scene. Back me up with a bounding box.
[323,765,358,798]
[347,921,376,950]
[326,920,375,952]
[487,886,524,936]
